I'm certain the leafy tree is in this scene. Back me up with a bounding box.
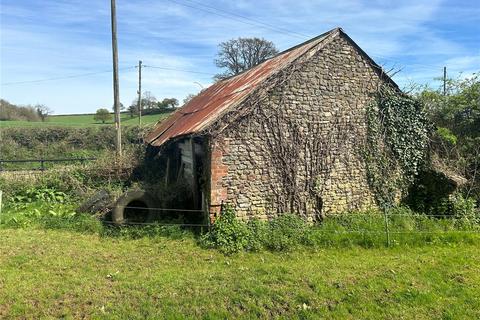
[157,98,179,112]
[128,104,137,118]
[94,108,112,124]
[214,37,278,80]
[416,72,480,200]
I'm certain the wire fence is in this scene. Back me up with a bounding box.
[107,205,211,228]
[0,194,479,248]
[0,157,97,171]
[0,164,478,246]
[102,203,480,245]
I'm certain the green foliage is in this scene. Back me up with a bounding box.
[245,218,269,251]
[101,224,191,240]
[201,206,250,254]
[0,112,170,128]
[365,87,432,208]
[266,213,308,251]
[1,192,103,234]
[156,98,179,112]
[436,127,457,145]
[203,212,311,253]
[1,229,480,319]
[201,207,480,254]
[93,108,112,124]
[0,126,147,170]
[418,73,480,201]
[10,187,67,204]
[0,99,41,121]
[448,193,479,222]
[215,37,279,79]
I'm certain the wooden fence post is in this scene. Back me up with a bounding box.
[0,190,3,226]
[383,208,391,247]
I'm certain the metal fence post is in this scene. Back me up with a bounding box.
[383,208,390,247]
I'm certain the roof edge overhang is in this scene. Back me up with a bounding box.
[146,27,401,147]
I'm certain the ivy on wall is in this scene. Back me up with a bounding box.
[365,86,432,209]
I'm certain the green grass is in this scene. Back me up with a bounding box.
[0,113,171,128]
[1,202,478,318]
[0,228,479,319]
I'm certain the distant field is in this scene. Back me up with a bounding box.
[0,113,171,128]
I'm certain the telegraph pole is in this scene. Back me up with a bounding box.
[443,66,447,96]
[110,0,122,158]
[137,60,142,125]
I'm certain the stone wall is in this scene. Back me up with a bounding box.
[209,34,387,221]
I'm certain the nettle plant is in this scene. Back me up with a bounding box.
[365,86,432,209]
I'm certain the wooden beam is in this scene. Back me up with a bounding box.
[190,138,199,209]
[164,157,170,187]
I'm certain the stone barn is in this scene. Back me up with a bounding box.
[144,27,400,222]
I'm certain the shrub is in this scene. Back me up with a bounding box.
[1,200,103,234]
[10,186,68,204]
[201,206,250,254]
[436,127,457,145]
[0,99,41,121]
[0,126,146,169]
[202,210,312,253]
[265,214,308,251]
[246,219,269,251]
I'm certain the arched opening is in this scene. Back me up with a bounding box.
[124,199,150,223]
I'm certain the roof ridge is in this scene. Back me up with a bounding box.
[145,27,399,147]
[218,27,341,82]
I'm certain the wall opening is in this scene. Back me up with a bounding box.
[124,199,150,223]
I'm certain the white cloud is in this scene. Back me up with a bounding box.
[1,0,478,113]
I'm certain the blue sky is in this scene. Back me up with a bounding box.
[1,0,479,115]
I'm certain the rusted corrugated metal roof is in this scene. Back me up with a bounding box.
[145,28,340,147]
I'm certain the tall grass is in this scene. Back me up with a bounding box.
[202,207,480,254]
[1,193,479,253]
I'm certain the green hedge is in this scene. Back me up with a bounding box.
[0,126,147,169]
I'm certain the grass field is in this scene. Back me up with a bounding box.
[0,112,171,128]
[0,228,479,319]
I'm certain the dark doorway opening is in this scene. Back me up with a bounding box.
[124,200,150,223]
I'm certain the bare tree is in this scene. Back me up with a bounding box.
[142,91,157,111]
[214,37,278,80]
[183,93,197,105]
[35,104,52,122]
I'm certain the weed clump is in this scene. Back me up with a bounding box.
[201,209,312,254]
[201,206,250,254]
[201,206,480,254]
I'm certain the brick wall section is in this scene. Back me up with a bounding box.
[209,34,386,221]
[209,138,230,219]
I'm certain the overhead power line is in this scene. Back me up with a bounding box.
[0,65,213,88]
[166,0,309,40]
[143,65,214,75]
[1,66,136,86]
[167,0,449,70]
[179,0,310,39]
